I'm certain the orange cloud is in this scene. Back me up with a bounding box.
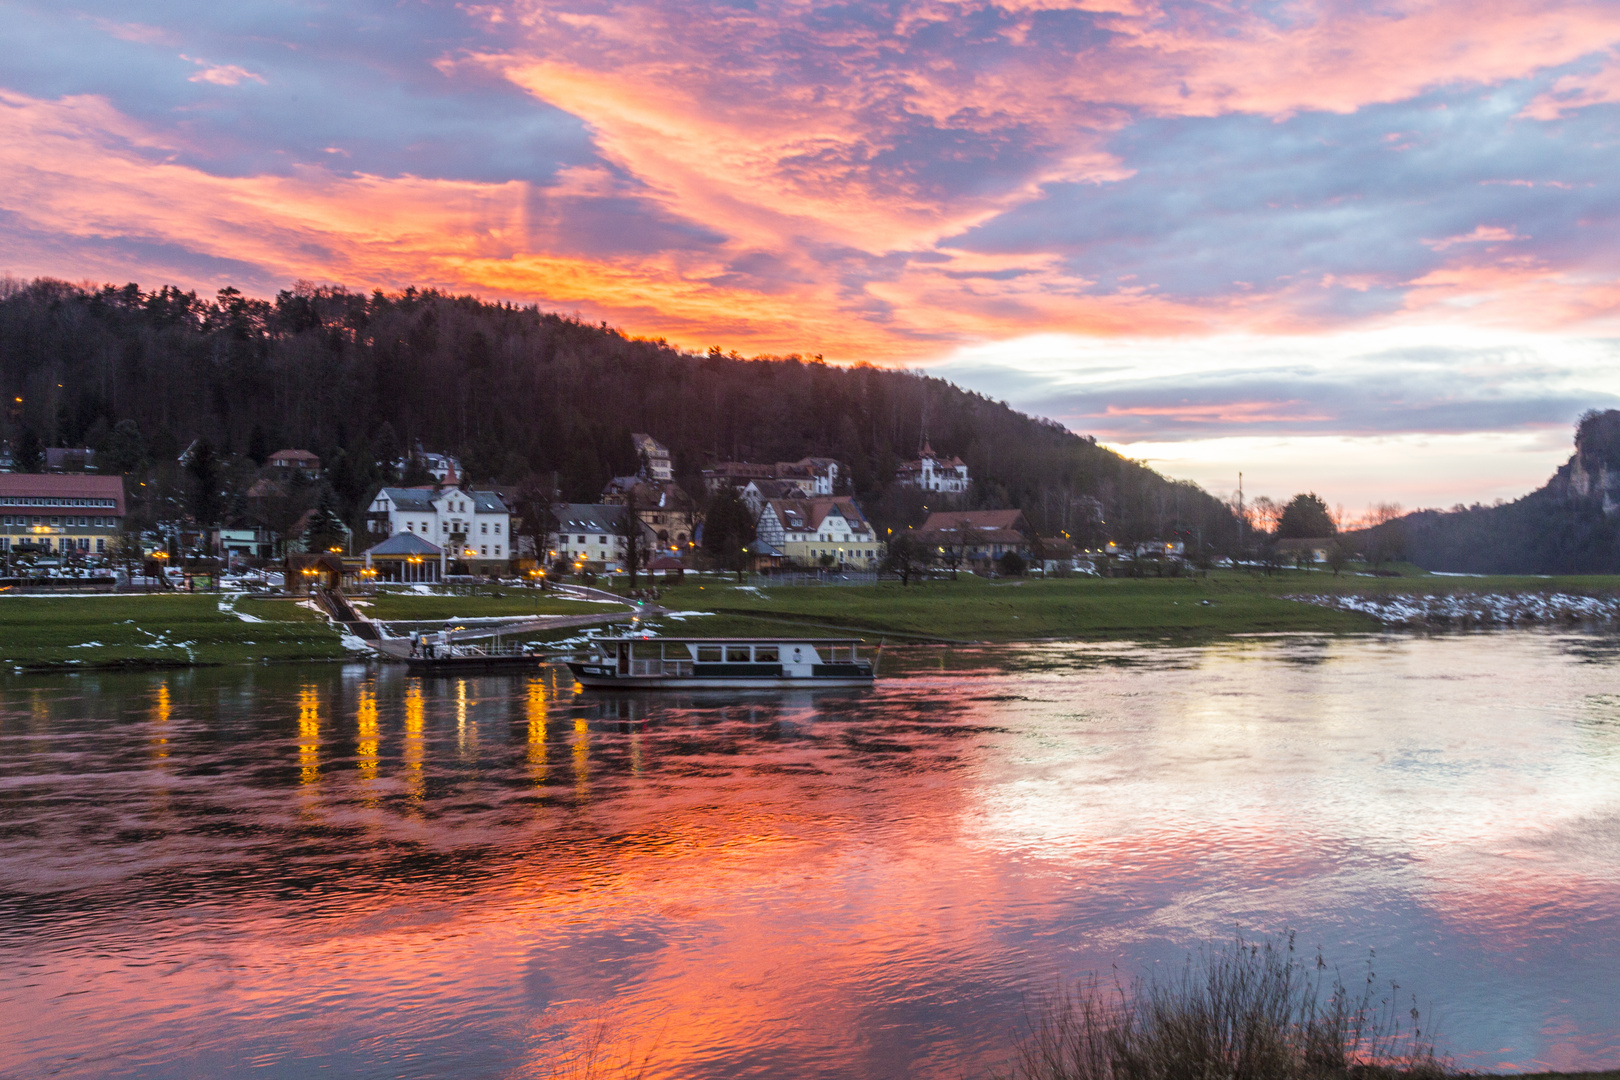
[10,1,1620,363]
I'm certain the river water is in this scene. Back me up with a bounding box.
[2,632,1619,1079]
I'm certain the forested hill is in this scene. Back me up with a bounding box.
[0,278,1235,545]
[1384,410,1620,574]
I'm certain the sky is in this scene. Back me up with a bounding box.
[4,0,1620,511]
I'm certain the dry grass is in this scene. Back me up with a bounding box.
[1000,934,1445,1080]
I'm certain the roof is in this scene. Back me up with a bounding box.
[919,509,1029,534]
[365,532,443,556]
[0,473,125,513]
[647,556,686,570]
[555,502,650,535]
[268,449,320,462]
[602,478,694,509]
[470,490,508,513]
[379,486,437,512]
[704,462,778,480]
[764,497,871,533]
[745,478,808,499]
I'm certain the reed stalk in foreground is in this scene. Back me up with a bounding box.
[999,933,1446,1080]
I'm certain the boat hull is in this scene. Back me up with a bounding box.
[565,661,872,690]
[404,655,543,674]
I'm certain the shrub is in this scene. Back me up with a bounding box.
[999,934,1444,1080]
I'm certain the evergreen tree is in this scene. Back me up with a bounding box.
[1277,493,1336,538]
[13,428,43,473]
[702,488,756,581]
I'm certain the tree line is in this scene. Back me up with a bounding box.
[0,277,1247,551]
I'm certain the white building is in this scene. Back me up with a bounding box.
[895,441,969,494]
[395,445,464,485]
[703,457,840,496]
[632,433,673,481]
[550,503,660,570]
[366,485,511,574]
[755,497,881,569]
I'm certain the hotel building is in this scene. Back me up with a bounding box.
[0,474,126,556]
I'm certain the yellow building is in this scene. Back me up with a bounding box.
[0,474,125,558]
[756,497,882,569]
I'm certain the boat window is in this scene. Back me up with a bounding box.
[631,642,661,660]
[754,646,779,662]
[725,645,752,663]
[662,643,693,660]
[697,645,723,662]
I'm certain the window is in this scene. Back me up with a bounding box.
[725,645,752,663]
[697,645,723,662]
[442,523,449,533]
[481,545,488,556]
[577,535,586,543]
[494,523,501,535]
[598,535,606,543]
[481,523,488,534]
[494,544,501,555]
[97,538,105,553]
[755,646,779,662]
[406,523,414,532]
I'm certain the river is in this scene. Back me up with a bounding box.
[2,632,1618,1078]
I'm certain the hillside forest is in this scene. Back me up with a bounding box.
[0,278,1239,553]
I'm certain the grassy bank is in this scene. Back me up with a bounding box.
[0,594,348,669]
[633,573,1375,641]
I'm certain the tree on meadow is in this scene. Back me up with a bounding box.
[1277,493,1336,538]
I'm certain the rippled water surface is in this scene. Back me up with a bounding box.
[4,633,1620,1079]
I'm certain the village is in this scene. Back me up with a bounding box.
[0,431,1213,590]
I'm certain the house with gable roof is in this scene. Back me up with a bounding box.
[756,497,882,569]
[366,483,512,575]
[895,441,969,494]
[916,509,1033,567]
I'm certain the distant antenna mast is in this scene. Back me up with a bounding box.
[1237,471,1245,549]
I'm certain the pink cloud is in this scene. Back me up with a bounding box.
[1521,49,1620,118]
[181,56,267,86]
[1422,224,1525,250]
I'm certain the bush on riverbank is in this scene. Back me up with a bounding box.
[1000,935,1443,1080]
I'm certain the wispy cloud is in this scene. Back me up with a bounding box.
[181,56,266,87]
[7,0,1620,501]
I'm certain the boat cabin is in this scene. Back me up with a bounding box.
[570,635,871,688]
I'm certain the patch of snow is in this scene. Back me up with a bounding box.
[654,610,714,621]
[1287,592,1620,627]
[68,641,104,648]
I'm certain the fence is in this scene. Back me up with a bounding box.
[745,571,893,588]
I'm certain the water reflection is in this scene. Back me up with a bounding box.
[0,632,1617,1079]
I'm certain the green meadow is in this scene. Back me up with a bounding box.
[0,593,347,669]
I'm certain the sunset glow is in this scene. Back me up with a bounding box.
[5,1,1620,501]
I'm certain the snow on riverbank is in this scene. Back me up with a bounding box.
[1287,592,1620,626]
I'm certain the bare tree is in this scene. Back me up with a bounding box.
[617,488,649,588]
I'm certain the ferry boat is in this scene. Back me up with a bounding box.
[403,641,543,674]
[564,635,875,689]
